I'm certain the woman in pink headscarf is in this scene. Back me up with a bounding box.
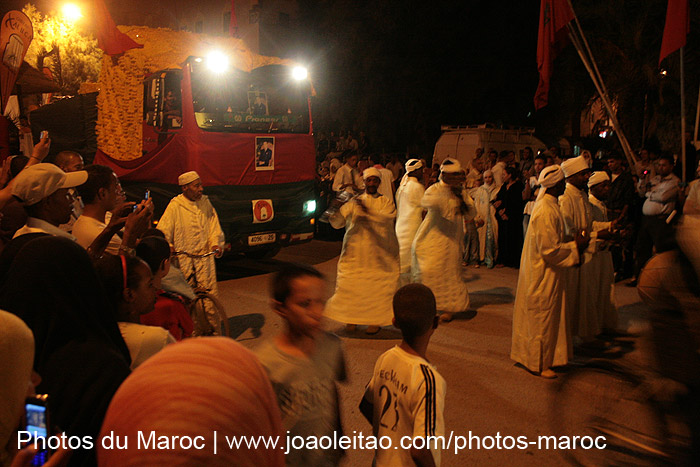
[98,338,284,467]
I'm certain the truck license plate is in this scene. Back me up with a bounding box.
[248,233,276,246]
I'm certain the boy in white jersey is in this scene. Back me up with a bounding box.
[360,284,446,466]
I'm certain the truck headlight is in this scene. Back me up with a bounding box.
[303,200,316,214]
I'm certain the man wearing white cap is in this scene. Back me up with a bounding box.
[395,159,425,285]
[511,165,589,378]
[412,158,476,322]
[588,171,618,332]
[12,163,88,240]
[559,156,613,342]
[326,167,399,334]
[157,172,225,330]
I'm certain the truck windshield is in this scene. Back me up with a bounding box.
[190,62,310,134]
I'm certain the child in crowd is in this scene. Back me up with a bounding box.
[136,235,194,340]
[360,283,446,467]
[256,264,346,466]
[95,254,175,369]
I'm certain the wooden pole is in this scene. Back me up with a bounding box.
[680,47,686,182]
[566,24,636,169]
[565,0,636,167]
[694,80,700,145]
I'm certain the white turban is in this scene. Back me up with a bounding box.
[400,159,424,187]
[178,171,200,186]
[588,171,610,188]
[536,165,565,202]
[440,158,462,173]
[362,167,381,180]
[405,158,423,173]
[561,156,590,178]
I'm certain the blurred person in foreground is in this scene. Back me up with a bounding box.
[99,338,284,467]
[0,310,71,467]
[256,264,346,466]
[637,214,700,462]
[0,237,131,466]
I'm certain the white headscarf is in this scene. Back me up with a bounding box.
[536,165,564,202]
[400,159,424,187]
[482,170,498,195]
[0,310,34,461]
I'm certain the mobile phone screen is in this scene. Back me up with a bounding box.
[25,403,49,466]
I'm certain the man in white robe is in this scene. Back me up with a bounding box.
[511,166,589,378]
[157,171,225,330]
[559,156,612,343]
[326,167,399,334]
[395,159,425,286]
[412,158,476,322]
[588,171,618,332]
[332,153,364,196]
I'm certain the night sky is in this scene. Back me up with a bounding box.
[295,0,541,153]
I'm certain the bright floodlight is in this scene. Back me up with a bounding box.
[292,66,308,81]
[61,4,82,23]
[206,51,229,74]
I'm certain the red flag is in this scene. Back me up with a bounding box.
[659,0,689,65]
[229,1,239,37]
[534,0,575,110]
[93,0,143,56]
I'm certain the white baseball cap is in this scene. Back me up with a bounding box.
[11,163,88,206]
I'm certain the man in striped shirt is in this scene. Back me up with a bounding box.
[361,284,446,466]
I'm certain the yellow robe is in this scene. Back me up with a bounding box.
[412,181,476,312]
[511,194,580,372]
[326,193,399,326]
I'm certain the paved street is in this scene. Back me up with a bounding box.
[215,239,650,466]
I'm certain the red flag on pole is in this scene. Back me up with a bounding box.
[659,0,689,65]
[534,0,575,110]
[229,1,239,38]
[93,0,143,56]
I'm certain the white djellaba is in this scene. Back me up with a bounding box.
[325,168,399,326]
[157,172,225,331]
[411,158,476,314]
[587,171,618,331]
[511,165,580,374]
[395,159,425,286]
[558,156,608,341]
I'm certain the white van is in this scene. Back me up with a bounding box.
[432,124,547,167]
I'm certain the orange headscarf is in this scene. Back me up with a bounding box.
[98,337,284,466]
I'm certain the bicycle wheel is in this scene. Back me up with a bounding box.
[552,363,669,466]
[190,293,230,337]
